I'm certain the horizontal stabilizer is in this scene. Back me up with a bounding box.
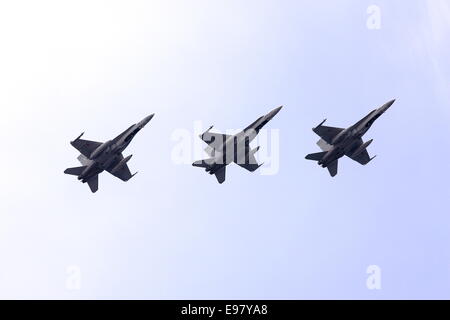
[64,166,86,176]
[192,159,215,168]
[193,160,209,168]
[305,151,327,161]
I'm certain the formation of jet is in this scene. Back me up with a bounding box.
[65,99,394,192]
[192,106,283,184]
[305,99,395,177]
[64,114,154,193]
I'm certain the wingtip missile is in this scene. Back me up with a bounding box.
[314,119,327,130]
[75,132,84,141]
[248,146,261,158]
[200,126,214,138]
[70,132,84,145]
[366,155,377,164]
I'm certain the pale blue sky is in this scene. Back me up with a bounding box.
[0,0,449,299]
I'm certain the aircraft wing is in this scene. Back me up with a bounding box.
[313,125,344,144]
[71,138,102,158]
[346,139,371,165]
[201,132,231,151]
[235,153,262,172]
[106,154,134,181]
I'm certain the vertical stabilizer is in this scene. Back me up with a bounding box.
[87,175,99,193]
[327,160,338,177]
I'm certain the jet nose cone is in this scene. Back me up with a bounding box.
[145,113,155,122]
[382,99,395,111]
[267,105,283,118]
[141,114,155,126]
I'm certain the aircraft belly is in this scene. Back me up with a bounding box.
[345,139,362,154]
[235,147,248,163]
[81,166,103,182]
[323,148,343,166]
[95,152,119,169]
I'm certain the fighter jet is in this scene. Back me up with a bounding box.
[193,106,283,183]
[64,114,154,193]
[305,99,395,177]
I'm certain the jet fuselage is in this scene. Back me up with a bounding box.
[70,114,154,184]
[205,106,282,174]
[316,99,394,168]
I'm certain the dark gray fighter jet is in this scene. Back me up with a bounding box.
[306,99,395,177]
[193,106,282,183]
[64,114,154,192]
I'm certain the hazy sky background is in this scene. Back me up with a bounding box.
[0,0,449,299]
